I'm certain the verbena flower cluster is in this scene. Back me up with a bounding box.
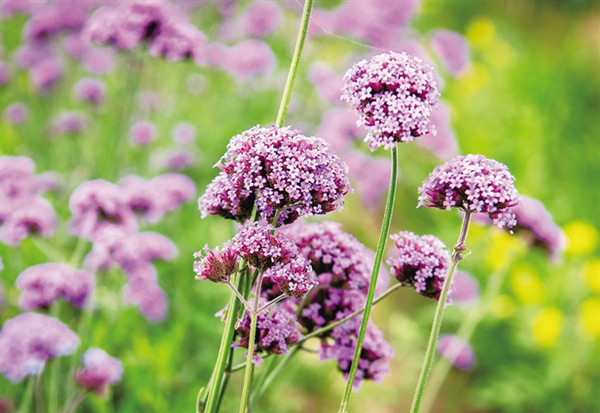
[341,51,440,151]
[75,348,123,395]
[198,125,351,226]
[16,263,95,310]
[0,313,79,382]
[436,334,476,371]
[418,154,520,229]
[287,221,393,389]
[387,231,451,300]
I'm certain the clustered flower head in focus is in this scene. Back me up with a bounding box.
[418,154,520,229]
[341,51,440,151]
[198,125,352,226]
[387,231,451,300]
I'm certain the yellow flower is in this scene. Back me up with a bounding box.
[467,18,496,50]
[564,221,598,256]
[584,259,600,293]
[532,307,563,348]
[510,266,545,305]
[486,229,524,271]
[492,294,516,319]
[578,298,600,340]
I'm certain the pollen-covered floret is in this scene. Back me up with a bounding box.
[198,125,351,225]
[341,51,440,151]
[418,154,520,229]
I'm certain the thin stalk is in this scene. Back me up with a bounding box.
[250,346,301,407]
[59,390,86,413]
[225,280,253,311]
[275,0,314,127]
[34,374,46,413]
[338,145,398,413]
[48,303,62,413]
[230,280,403,373]
[17,376,34,413]
[239,272,264,413]
[409,211,472,413]
[420,249,517,413]
[200,274,246,413]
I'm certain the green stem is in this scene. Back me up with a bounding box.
[17,376,34,413]
[58,390,86,413]
[409,211,472,413]
[275,0,314,127]
[200,274,246,413]
[420,248,517,413]
[34,374,46,413]
[338,145,399,413]
[230,283,403,373]
[250,346,301,407]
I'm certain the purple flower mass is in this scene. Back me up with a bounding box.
[16,263,95,310]
[198,125,351,225]
[436,334,476,371]
[75,348,123,395]
[418,154,520,229]
[341,51,440,151]
[0,313,79,382]
[387,231,451,300]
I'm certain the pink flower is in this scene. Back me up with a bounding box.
[75,348,123,395]
[129,121,157,145]
[429,29,471,77]
[223,39,276,81]
[240,1,282,38]
[436,334,476,370]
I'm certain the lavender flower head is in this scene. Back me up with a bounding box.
[172,122,196,145]
[341,51,440,151]
[16,263,95,310]
[0,313,79,382]
[193,242,238,283]
[449,270,479,307]
[123,278,168,322]
[74,78,106,105]
[0,156,35,197]
[418,154,520,229]
[3,102,29,125]
[75,348,123,395]
[436,334,476,371]
[129,121,157,146]
[387,231,451,300]
[0,196,57,246]
[198,125,351,225]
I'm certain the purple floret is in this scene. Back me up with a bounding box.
[387,231,451,300]
[0,313,79,382]
[341,51,440,151]
[418,154,520,229]
[198,125,351,225]
[75,348,123,395]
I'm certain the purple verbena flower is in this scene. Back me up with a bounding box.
[343,150,392,210]
[240,1,282,38]
[429,29,471,77]
[222,39,276,81]
[0,196,57,246]
[149,173,196,214]
[82,47,116,74]
[341,51,440,151]
[193,243,238,283]
[154,148,197,171]
[23,1,87,42]
[198,125,351,225]
[1,0,44,17]
[3,102,29,125]
[0,156,35,198]
[316,107,365,152]
[30,56,62,92]
[416,102,459,159]
[387,231,451,300]
[449,270,479,307]
[123,278,167,322]
[308,62,345,104]
[74,78,106,105]
[171,122,196,145]
[75,348,123,395]
[16,263,95,310]
[0,313,79,382]
[436,334,476,371]
[418,154,520,229]
[50,111,88,135]
[129,121,157,146]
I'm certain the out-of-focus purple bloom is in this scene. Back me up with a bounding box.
[341,51,440,151]
[193,242,238,283]
[32,171,63,194]
[418,154,520,229]
[316,107,365,152]
[50,111,88,135]
[69,179,138,239]
[222,39,276,81]
[74,78,106,105]
[14,42,52,69]
[387,231,451,300]
[429,29,471,77]
[1,0,45,17]
[137,90,162,112]
[0,313,79,382]
[3,102,29,125]
[30,57,62,91]
[149,173,196,215]
[0,196,57,246]
[436,334,476,370]
[120,175,163,222]
[307,8,336,36]
[23,2,87,42]
[64,33,90,58]
[240,1,282,38]
[417,102,458,159]
[84,0,206,62]
[16,263,95,310]
[0,61,9,85]
[343,150,392,210]
[198,125,351,225]
[123,278,167,321]
[172,122,196,145]
[75,348,123,395]
[129,121,157,146]
[308,61,345,104]
[155,148,197,171]
[0,156,35,198]
[82,47,116,74]
[449,270,479,307]
[205,42,230,67]
[234,300,303,365]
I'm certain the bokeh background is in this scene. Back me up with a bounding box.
[1,0,599,412]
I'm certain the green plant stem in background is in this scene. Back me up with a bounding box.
[250,346,301,408]
[338,145,399,413]
[238,295,259,413]
[199,273,246,413]
[420,247,519,413]
[17,377,34,413]
[409,211,472,413]
[59,390,86,413]
[274,0,314,127]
